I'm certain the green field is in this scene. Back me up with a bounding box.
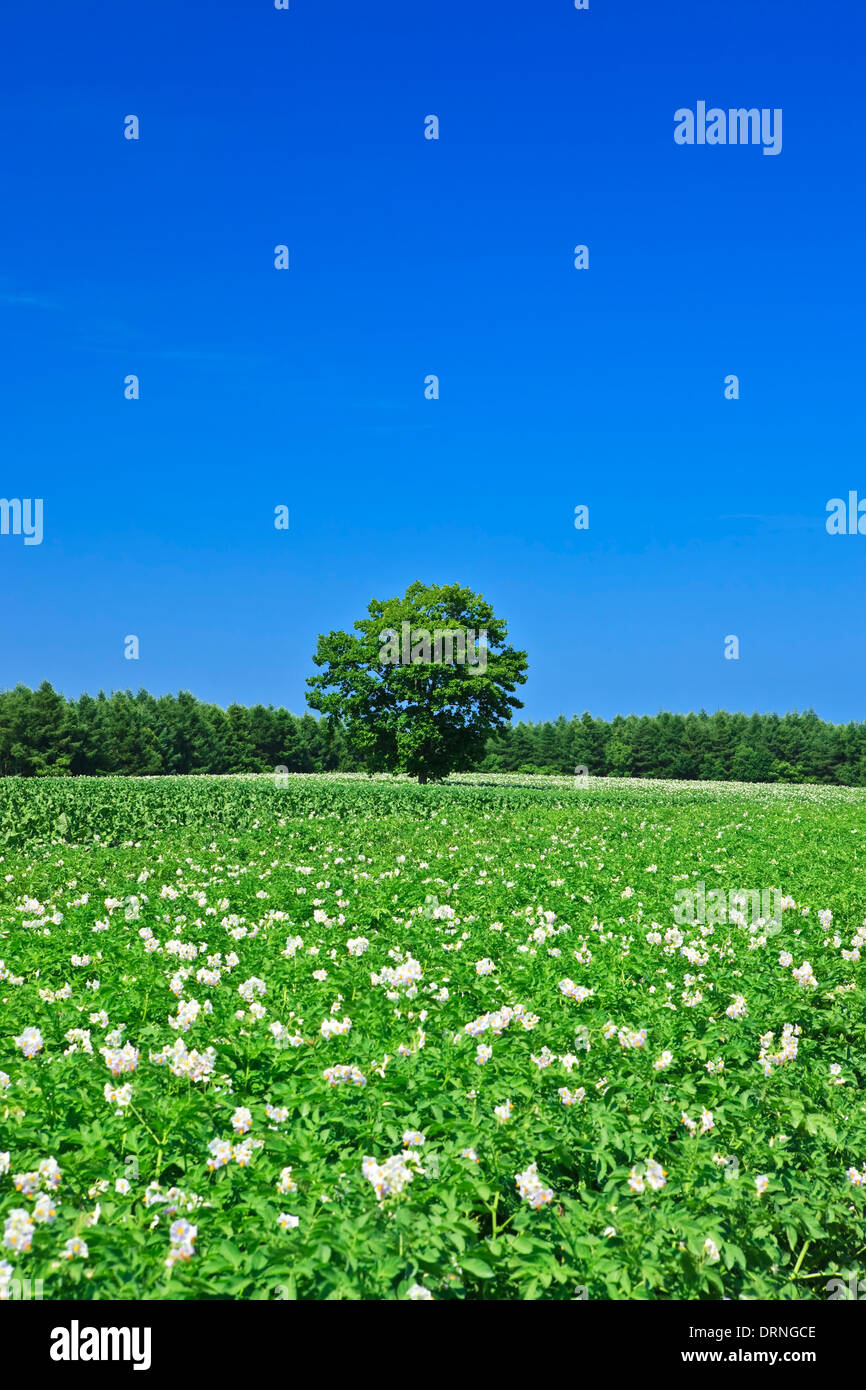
[1,773,865,1300]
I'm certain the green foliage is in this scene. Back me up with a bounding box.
[0,773,864,1300]
[306,581,529,782]
[0,683,361,779]
[3,683,865,788]
[483,708,866,786]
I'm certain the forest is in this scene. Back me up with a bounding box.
[1,682,864,785]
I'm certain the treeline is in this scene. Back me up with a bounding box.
[2,684,865,785]
[0,683,361,777]
[483,710,866,785]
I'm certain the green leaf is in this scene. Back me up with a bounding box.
[216,1240,243,1268]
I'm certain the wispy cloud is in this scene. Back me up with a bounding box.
[0,290,60,311]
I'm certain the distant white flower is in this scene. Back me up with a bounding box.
[14,1027,43,1058]
[207,1139,233,1171]
[515,1162,554,1209]
[645,1160,667,1190]
[61,1237,89,1260]
[32,1192,58,1223]
[104,1082,133,1110]
[558,1086,586,1106]
[231,1107,252,1135]
[323,1065,366,1087]
[362,1152,419,1201]
[277,1167,297,1194]
[3,1209,34,1253]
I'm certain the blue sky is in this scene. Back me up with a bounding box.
[1,0,864,723]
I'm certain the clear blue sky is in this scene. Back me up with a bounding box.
[1,0,864,723]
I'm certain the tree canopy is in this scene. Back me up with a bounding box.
[306,581,530,782]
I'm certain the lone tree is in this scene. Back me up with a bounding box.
[307,581,529,783]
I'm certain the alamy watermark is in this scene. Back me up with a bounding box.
[673,882,783,933]
[2,1276,43,1300]
[826,494,866,535]
[50,1321,151,1370]
[378,622,488,674]
[674,103,782,156]
[826,1273,866,1300]
[0,498,42,545]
